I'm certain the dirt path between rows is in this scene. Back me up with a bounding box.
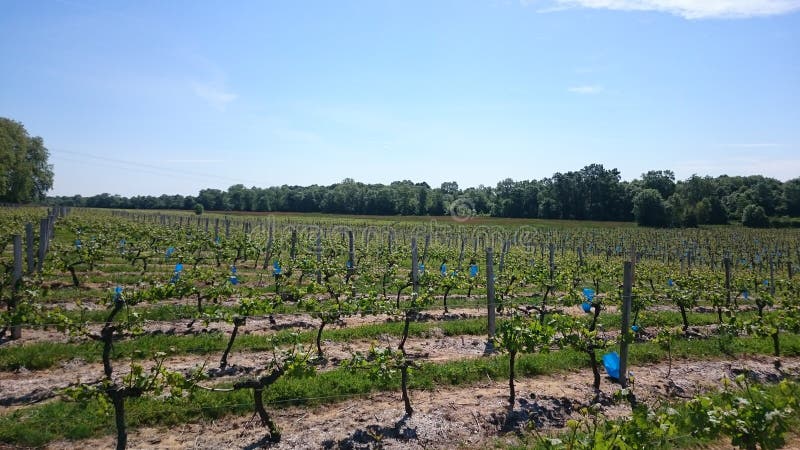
[0,306,491,346]
[4,297,735,347]
[42,354,800,449]
[0,332,490,409]
[0,312,725,408]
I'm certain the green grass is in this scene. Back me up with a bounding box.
[1,305,769,372]
[0,318,489,371]
[2,333,800,446]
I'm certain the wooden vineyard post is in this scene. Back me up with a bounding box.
[619,261,633,389]
[315,231,322,284]
[724,256,732,308]
[457,236,465,271]
[11,235,23,339]
[687,249,693,274]
[347,231,355,277]
[486,247,496,351]
[498,241,507,273]
[629,244,636,285]
[290,229,297,260]
[411,237,419,295]
[37,218,48,273]
[262,222,274,270]
[25,223,34,274]
[769,254,775,296]
[548,243,555,280]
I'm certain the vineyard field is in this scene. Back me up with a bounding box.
[1,207,800,449]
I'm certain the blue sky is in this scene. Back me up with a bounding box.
[1,0,799,196]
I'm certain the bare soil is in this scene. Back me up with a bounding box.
[42,354,800,450]
[0,332,489,409]
[0,305,490,346]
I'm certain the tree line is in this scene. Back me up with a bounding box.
[4,116,795,227]
[48,164,800,227]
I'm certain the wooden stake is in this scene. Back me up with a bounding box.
[620,261,633,389]
[486,247,496,344]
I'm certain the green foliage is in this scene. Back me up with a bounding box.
[535,378,800,450]
[495,313,555,404]
[742,204,770,228]
[710,375,798,450]
[0,118,54,203]
[633,188,669,227]
[341,345,409,384]
[495,314,554,356]
[48,167,800,223]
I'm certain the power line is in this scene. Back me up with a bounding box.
[51,148,263,187]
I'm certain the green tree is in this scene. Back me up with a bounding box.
[0,118,54,203]
[782,178,800,216]
[641,169,676,199]
[633,189,669,227]
[742,204,769,228]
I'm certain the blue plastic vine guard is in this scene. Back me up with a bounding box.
[602,352,620,380]
[581,302,592,313]
[582,288,595,301]
[469,265,478,277]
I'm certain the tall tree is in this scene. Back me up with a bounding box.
[783,178,800,217]
[641,170,676,199]
[633,189,669,227]
[0,118,54,203]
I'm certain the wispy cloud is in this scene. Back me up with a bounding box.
[192,82,237,110]
[524,0,800,19]
[568,85,604,94]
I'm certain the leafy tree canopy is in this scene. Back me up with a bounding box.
[0,118,54,203]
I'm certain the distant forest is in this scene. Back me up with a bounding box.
[48,164,800,227]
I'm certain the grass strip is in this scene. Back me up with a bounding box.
[0,306,769,372]
[1,333,799,446]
